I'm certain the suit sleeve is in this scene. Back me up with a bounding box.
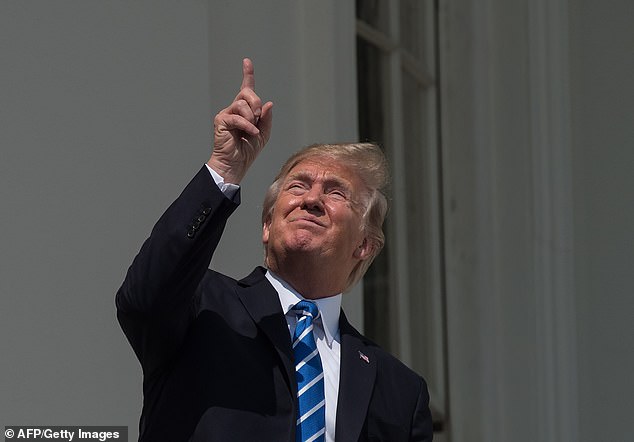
[115,166,240,376]
[410,377,434,441]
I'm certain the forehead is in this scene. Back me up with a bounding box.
[285,157,362,185]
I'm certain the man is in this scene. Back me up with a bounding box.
[117,58,433,442]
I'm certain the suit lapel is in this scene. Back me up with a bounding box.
[237,267,295,393]
[236,271,377,441]
[335,311,377,442]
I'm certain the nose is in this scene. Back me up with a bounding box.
[300,186,324,212]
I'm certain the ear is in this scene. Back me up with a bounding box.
[262,221,270,245]
[353,237,373,260]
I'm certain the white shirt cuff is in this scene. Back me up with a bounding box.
[205,164,239,199]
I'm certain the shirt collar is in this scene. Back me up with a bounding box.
[265,269,341,345]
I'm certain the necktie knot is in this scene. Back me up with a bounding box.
[292,300,319,321]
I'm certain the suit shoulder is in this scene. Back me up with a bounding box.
[341,315,425,386]
[194,266,269,310]
[372,342,425,385]
[201,268,240,290]
[199,266,268,293]
[195,268,242,306]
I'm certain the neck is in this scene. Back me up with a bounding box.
[267,253,349,299]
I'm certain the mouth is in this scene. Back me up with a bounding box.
[289,216,326,228]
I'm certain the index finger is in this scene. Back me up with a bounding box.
[240,58,255,90]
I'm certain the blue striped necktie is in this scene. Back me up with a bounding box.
[292,300,326,442]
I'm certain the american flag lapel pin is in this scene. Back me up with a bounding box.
[358,350,370,364]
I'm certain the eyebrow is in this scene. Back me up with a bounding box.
[286,171,352,191]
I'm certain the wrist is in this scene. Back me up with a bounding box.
[207,156,244,185]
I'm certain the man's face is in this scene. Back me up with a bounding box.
[262,157,372,275]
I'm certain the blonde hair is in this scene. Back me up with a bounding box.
[262,142,389,292]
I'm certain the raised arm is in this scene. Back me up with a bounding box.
[207,58,273,184]
[116,58,272,373]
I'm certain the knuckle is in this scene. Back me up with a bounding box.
[233,99,248,110]
[213,113,225,125]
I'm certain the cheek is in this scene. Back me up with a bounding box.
[275,196,300,218]
[263,208,290,244]
[331,209,364,239]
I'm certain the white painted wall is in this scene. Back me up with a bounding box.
[439,0,634,441]
[569,1,634,440]
[0,1,358,439]
[1,1,211,435]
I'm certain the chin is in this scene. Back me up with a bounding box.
[284,231,322,253]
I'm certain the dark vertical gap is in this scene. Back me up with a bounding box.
[357,6,450,435]
[433,0,451,436]
[356,32,393,352]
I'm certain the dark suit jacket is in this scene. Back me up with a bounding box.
[116,167,433,441]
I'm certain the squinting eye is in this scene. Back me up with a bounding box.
[287,182,307,193]
[329,190,347,199]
